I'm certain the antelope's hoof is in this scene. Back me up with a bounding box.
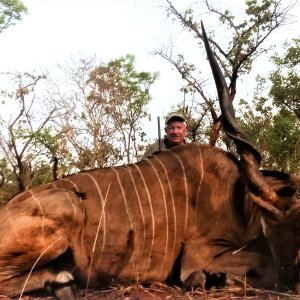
[46,271,77,300]
[182,270,206,289]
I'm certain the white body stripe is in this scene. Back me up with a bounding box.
[154,156,178,274]
[147,159,169,278]
[77,173,107,259]
[132,163,155,276]
[125,165,146,280]
[112,167,135,230]
[196,146,204,210]
[170,152,189,237]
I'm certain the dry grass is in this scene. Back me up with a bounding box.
[75,283,299,300]
[2,282,299,300]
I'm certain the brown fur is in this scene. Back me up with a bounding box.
[1,143,299,297]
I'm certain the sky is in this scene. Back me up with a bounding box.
[0,0,299,140]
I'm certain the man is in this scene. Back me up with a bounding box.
[143,112,187,158]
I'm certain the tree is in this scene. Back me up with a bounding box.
[51,54,158,170]
[88,54,158,163]
[0,157,17,204]
[0,0,27,34]
[0,71,60,194]
[266,112,299,173]
[267,38,300,173]
[269,38,300,121]
[237,38,300,174]
[238,95,300,174]
[157,0,294,146]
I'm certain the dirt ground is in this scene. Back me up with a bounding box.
[3,282,300,300]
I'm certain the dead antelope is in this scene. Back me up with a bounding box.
[0,22,299,299]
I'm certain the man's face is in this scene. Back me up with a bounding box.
[165,120,187,146]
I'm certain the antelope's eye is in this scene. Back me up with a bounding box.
[277,186,296,197]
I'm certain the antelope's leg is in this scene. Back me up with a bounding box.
[0,268,76,299]
[0,223,77,300]
[0,189,82,297]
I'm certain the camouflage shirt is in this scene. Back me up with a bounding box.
[142,137,185,159]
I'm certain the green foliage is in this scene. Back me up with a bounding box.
[0,158,18,204]
[0,0,27,33]
[237,38,300,175]
[15,126,59,156]
[238,98,300,174]
[14,126,63,171]
[270,38,300,120]
[88,54,158,112]
[10,125,62,183]
[266,110,300,172]
[237,96,272,148]
[87,54,158,163]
